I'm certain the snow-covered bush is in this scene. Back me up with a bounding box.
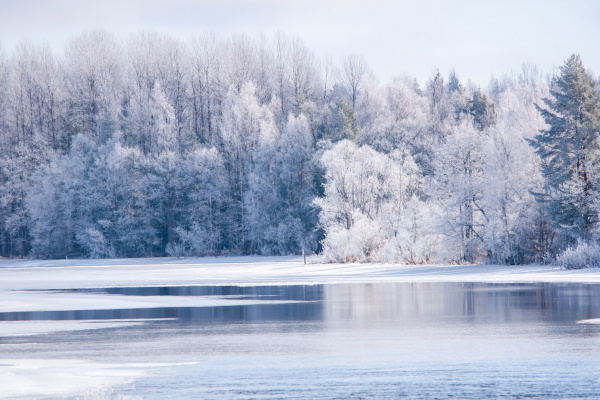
[165,242,187,258]
[321,211,383,263]
[556,241,600,270]
[316,140,437,263]
[170,223,214,257]
[76,228,116,259]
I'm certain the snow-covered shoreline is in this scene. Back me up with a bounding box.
[2,255,600,289]
[2,256,600,291]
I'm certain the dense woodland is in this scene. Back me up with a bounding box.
[0,30,599,265]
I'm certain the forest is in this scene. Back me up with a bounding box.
[0,29,598,266]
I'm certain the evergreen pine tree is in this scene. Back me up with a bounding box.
[529,54,600,246]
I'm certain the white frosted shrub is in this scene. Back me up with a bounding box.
[171,223,213,256]
[321,212,383,263]
[316,140,437,264]
[556,241,600,270]
[76,228,116,259]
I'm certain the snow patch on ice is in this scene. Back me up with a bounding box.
[0,319,176,337]
[0,290,306,313]
[577,319,600,324]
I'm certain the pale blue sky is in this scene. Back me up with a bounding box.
[0,0,598,86]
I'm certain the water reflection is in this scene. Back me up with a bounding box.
[4,283,600,327]
[4,282,600,399]
[66,284,324,301]
[0,303,325,324]
[324,282,600,325]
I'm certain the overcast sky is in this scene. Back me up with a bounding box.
[1,0,598,87]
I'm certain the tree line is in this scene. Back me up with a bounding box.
[0,30,597,265]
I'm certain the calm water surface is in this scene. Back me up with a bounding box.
[2,282,600,399]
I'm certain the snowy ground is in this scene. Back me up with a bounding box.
[2,256,600,399]
[1,255,600,291]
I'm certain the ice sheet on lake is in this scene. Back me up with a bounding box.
[0,319,175,336]
[0,290,306,313]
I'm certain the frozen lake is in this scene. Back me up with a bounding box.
[2,280,600,399]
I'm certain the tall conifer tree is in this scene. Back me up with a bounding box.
[530,55,600,245]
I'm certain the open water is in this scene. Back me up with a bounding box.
[2,282,600,399]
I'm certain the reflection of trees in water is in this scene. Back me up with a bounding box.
[2,283,599,328]
[324,282,600,325]
[72,284,325,301]
[0,303,327,326]
[0,285,327,325]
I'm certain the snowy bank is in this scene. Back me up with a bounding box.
[1,256,600,291]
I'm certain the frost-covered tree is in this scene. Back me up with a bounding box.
[124,31,194,154]
[218,82,278,252]
[287,36,320,117]
[353,77,386,133]
[529,54,600,248]
[28,134,163,258]
[468,88,496,131]
[316,140,388,262]
[153,35,190,152]
[125,31,161,153]
[0,45,10,151]
[245,114,319,255]
[0,138,52,256]
[168,148,225,256]
[447,70,469,122]
[26,157,75,258]
[483,124,541,264]
[8,41,64,149]
[427,70,450,128]
[359,76,428,154]
[225,34,258,94]
[63,30,122,142]
[435,121,487,263]
[148,83,178,154]
[91,138,152,257]
[482,67,548,264]
[341,54,369,112]
[316,140,433,263]
[142,150,186,253]
[189,33,227,145]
